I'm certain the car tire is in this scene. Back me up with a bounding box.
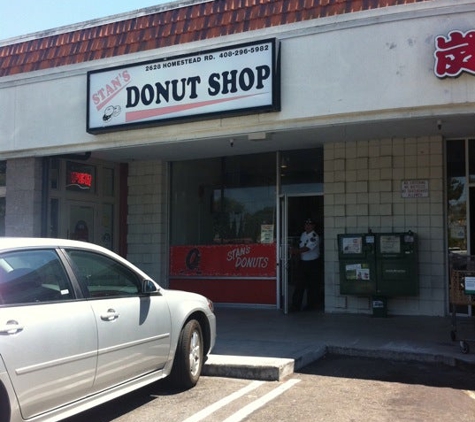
[169,319,203,390]
[0,383,10,422]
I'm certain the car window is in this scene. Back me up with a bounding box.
[65,249,141,298]
[0,249,73,305]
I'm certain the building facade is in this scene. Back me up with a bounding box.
[1,0,475,316]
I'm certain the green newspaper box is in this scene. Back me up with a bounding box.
[375,231,418,296]
[338,233,376,295]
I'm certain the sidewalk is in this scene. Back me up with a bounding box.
[202,307,475,381]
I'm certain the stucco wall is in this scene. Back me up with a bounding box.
[323,136,445,316]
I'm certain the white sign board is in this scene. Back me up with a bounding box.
[87,39,279,133]
[401,180,429,198]
[341,237,362,254]
[465,276,475,295]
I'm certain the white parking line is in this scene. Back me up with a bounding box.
[222,379,301,422]
[182,380,264,422]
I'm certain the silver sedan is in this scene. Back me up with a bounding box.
[0,237,216,422]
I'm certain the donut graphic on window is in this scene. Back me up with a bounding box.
[73,220,89,242]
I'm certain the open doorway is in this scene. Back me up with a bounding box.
[280,195,324,313]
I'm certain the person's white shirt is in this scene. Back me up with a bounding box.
[300,230,319,261]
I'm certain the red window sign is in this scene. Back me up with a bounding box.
[434,30,475,78]
[170,244,276,278]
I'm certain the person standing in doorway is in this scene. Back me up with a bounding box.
[291,218,320,312]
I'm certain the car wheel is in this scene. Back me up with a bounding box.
[0,383,10,422]
[170,319,203,389]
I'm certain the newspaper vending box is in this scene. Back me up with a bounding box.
[338,233,376,296]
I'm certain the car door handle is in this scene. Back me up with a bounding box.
[0,320,24,334]
[101,309,119,321]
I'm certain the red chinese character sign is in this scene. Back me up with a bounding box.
[434,30,475,78]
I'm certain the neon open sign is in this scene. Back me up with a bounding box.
[66,162,95,192]
[68,171,92,189]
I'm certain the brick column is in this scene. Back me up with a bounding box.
[127,160,168,284]
[5,157,43,237]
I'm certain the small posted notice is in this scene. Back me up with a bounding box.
[401,180,429,198]
[260,224,274,244]
[342,237,362,254]
[465,276,475,295]
[345,263,370,281]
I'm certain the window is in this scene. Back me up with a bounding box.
[0,161,5,187]
[280,148,323,195]
[0,198,4,237]
[447,140,467,252]
[65,250,141,297]
[103,167,115,197]
[170,153,276,245]
[0,250,73,305]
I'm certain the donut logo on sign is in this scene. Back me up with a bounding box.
[185,248,201,273]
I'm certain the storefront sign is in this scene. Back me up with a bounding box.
[87,39,279,133]
[434,30,475,78]
[401,180,429,198]
[170,244,276,278]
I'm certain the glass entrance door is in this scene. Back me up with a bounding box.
[279,195,290,314]
[67,202,96,243]
[278,195,324,313]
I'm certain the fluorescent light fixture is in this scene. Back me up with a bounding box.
[248,132,268,141]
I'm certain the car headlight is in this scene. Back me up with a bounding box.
[207,298,214,313]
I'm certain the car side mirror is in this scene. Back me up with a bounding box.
[143,279,160,294]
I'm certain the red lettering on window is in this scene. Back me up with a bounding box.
[435,30,475,78]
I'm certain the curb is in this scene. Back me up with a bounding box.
[203,355,295,381]
[327,345,475,370]
[204,345,474,381]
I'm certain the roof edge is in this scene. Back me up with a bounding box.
[0,0,213,46]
